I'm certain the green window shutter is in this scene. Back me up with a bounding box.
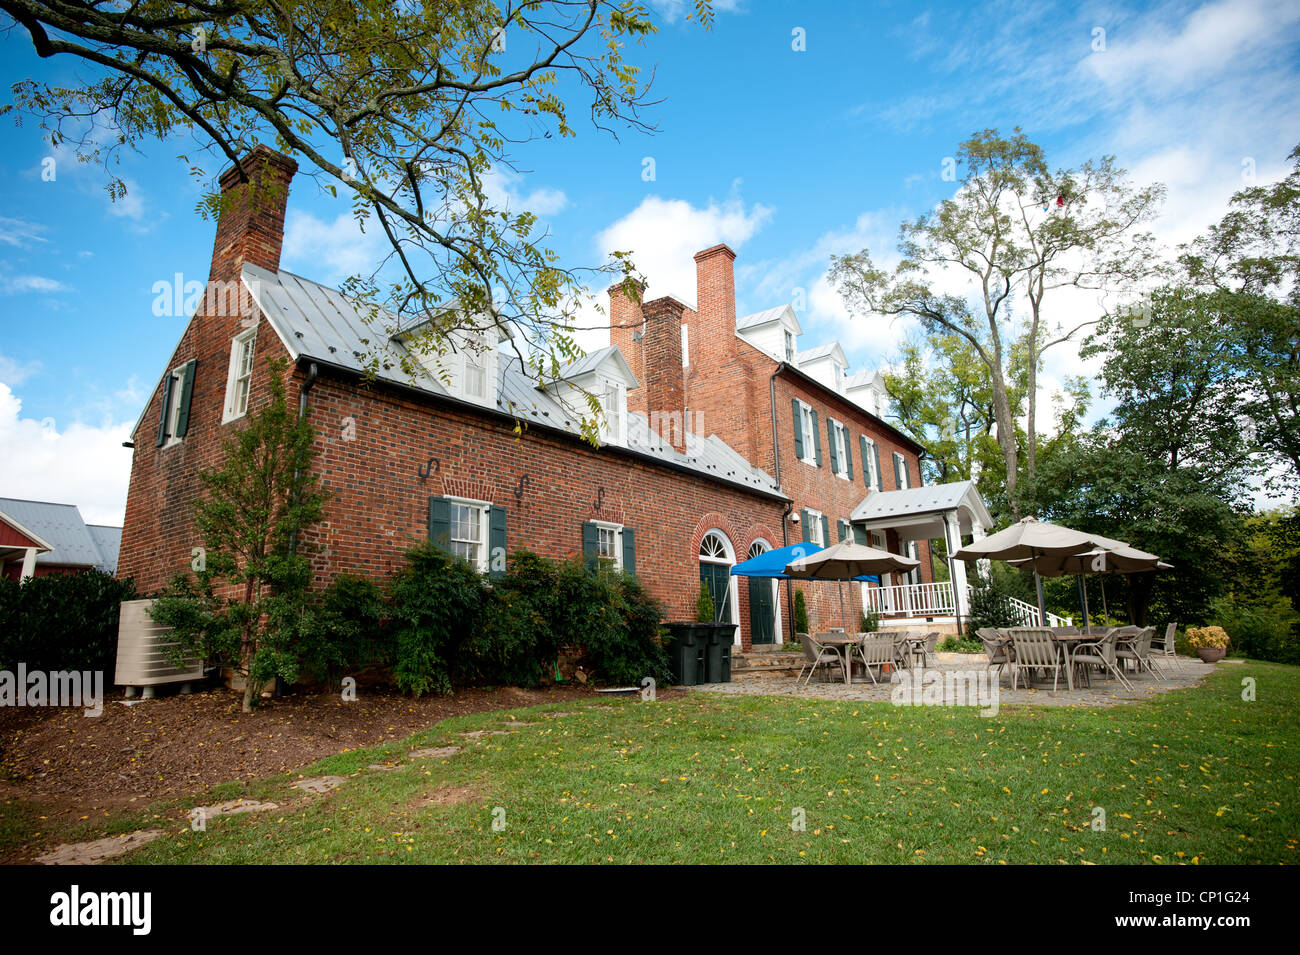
[428,497,451,553]
[826,418,839,474]
[852,524,868,545]
[820,515,830,547]
[582,521,599,568]
[859,436,870,486]
[174,360,197,437]
[844,429,854,480]
[488,506,507,578]
[904,459,913,489]
[801,509,812,543]
[155,373,175,447]
[791,399,804,459]
[837,519,848,542]
[810,410,823,466]
[872,442,883,491]
[622,527,636,576]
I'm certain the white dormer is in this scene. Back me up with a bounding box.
[844,369,889,418]
[794,341,849,393]
[545,345,639,447]
[735,304,803,362]
[393,305,511,410]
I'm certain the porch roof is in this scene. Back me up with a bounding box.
[850,480,993,542]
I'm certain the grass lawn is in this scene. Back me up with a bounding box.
[14,661,1300,864]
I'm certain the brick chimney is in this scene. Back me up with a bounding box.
[693,243,737,341]
[209,144,298,285]
[608,278,646,416]
[641,295,687,452]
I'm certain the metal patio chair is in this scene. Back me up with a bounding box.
[1006,628,1069,692]
[1069,628,1133,690]
[854,634,896,686]
[798,633,847,687]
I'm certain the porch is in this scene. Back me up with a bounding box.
[862,581,1073,629]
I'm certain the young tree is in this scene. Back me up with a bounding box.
[151,359,326,712]
[2,1,709,425]
[830,128,1163,512]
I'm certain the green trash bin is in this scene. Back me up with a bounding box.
[704,624,737,683]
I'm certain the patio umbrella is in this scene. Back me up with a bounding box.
[729,542,826,580]
[1010,545,1172,626]
[784,541,919,633]
[950,516,1130,625]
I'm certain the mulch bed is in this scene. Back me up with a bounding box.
[0,680,660,820]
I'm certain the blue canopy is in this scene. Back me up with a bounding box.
[729,542,879,583]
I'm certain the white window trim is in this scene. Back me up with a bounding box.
[593,519,624,571]
[222,327,257,423]
[598,378,626,447]
[806,507,825,546]
[832,420,850,480]
[162,363,187,446]
[798,400,818,465]
[893,451,910,490]
[863,436,880,489]
[447,496,492,574]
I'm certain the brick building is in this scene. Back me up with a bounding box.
[118,146,990,653]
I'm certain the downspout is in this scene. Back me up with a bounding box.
[771,366,797,641]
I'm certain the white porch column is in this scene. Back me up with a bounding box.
[970,519,991,579]
[19,547,37,583]
[945,512,970,618]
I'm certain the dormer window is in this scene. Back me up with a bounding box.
[600,379,625,444]
[464,350,487,400]
[784,330,795,361]
[411,326,499,409]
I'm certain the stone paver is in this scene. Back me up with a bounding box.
[367,763,407,772]
[409,745,462,759]
[461,729,508,738]
[696,657,1210,708]
[36,829,165,865]
[292,775,345,794]
[197,798,279,818]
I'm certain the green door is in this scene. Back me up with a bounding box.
[699,562,731,624]
[748,576,776,644]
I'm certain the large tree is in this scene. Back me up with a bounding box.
[1,1,706,406]
[1180,144,1300,491]
[830,128,1163,513]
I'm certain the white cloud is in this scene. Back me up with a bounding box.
[281,209,390,285]
[483,167,569,216]
[0,354,42,386]
[1,274,66,294]
[0,217,48,248]
[0,382,133,526]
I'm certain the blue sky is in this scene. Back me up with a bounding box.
[1,0,1298,523]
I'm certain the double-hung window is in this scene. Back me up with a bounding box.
[893,451,912,490]
[784,330,795,361]
[595,521,623,570]
[449,499,490,572]
[799,403,817,464]
[806,508,825,546]
[831,421,851,480]
[223,328,256,422]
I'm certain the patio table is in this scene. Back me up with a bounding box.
[998,632,1093,691]
[815,633,861,685]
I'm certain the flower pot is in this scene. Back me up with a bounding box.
[1196,646,1227,663]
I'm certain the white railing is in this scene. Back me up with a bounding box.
[1003,593,1073,628]
[864,581,956,617]
[862,581,1072,627]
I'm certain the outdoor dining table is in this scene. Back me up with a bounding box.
[996,631,1094,691]
[814,633,860,685]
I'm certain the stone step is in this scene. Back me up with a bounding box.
[730,664,803,681]
[732,652,805,670]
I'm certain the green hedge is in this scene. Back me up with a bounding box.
[0,571,138,675]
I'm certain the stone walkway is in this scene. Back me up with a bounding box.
[698,656,1212,708]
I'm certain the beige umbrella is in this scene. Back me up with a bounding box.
[951,516,1130,625]
[1010,544,1172,624]
[785,541,920,633]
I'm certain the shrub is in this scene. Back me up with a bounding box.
[1210,598,1300,664]
[860,609,879,633]
[793,589,809,633]
[1185,625,1230,650]
[696,581,715,623]
[388,544,486,696]
[297,574,390,684]
[964,572,1015,635]
[938,635,983,653]
[0,571,138,675]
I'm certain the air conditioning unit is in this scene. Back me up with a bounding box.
[114,598,203,698]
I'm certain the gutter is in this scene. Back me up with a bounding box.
[771,366,798,640]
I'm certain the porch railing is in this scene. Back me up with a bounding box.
[862,582,1072,627]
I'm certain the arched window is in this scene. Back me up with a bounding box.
[698,531,736,626]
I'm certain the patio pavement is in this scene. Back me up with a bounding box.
[696,655,1215,707]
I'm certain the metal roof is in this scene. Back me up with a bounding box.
[241,266,783,498]
[0,498,120,569]
[548,345,638,387]
[850,480,993,530]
